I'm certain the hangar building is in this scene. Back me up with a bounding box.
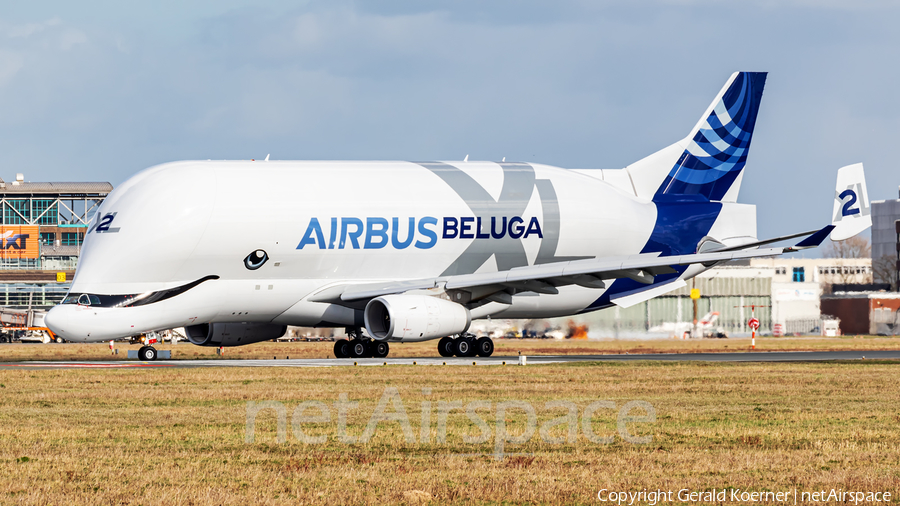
[871,189,900,288]
[821,291,900,335]
[560,257,872,337]
[872,189,900,261]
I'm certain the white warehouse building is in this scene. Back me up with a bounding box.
[547,257,872,337]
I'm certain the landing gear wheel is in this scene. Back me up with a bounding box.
[334,339,350,358]
[372,341,390,358]
[54,336,64,343]
[453,337,476,357]
[138,346,157,361]
[475,337,494,357]
[349,339,370,359]
[438,337,455,357]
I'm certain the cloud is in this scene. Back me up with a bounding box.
[0,50,24,85]
[5,18,61,38]
[59,28,87,50]
[0,0,897,243]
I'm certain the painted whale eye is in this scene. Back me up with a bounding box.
[244,250,268,270]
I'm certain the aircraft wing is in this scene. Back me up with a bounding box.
[310,226,833,307]
[310,162,866,310]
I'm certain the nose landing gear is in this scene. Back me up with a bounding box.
[133,331,161,361]
[137,346,157,361]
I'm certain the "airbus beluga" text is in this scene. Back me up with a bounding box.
[297,216,543,250]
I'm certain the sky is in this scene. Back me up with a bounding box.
[0,0,898,244]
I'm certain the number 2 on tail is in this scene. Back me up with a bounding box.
[839,189,860,216]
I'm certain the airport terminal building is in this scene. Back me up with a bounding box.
[0,174,112,308]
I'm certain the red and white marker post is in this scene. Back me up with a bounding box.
[736,303,767,351]
[748,313,760,350]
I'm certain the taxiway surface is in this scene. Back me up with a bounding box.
[1,350,898,369]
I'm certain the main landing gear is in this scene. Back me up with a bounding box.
[438,334,494,358]
[332,329,495,359]
[333,328,390,359]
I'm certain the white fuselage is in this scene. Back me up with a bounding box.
[45,160,755,342]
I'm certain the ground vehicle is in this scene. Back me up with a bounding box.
[0,307,58,343]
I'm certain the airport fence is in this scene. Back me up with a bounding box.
[784,318,822,335]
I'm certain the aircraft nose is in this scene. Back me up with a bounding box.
[45,304,100,342]
[45,303,143,343]
[44,305,75,341]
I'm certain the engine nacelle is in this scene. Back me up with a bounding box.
[364,294,470,342]
[185,322,287,347]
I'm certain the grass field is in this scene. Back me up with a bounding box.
[2,335,900,361]
[1,357,898,504]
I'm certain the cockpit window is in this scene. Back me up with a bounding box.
[60,275,219,308]
[63,294,102,306]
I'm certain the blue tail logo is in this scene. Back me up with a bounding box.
[655,72,766,201]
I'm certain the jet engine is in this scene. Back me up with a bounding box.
[364,294,470,342]
[185,322,287,347]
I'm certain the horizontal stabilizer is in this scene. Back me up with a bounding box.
[716,228,819,252]
[793,225,835,249]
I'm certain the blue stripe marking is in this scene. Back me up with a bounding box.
[584,202,722,311]
[655,72,767,201]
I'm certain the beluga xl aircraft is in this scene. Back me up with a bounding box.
[45,72,871,361]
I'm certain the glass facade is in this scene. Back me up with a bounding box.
[0,196,102,227]
[0,188,110,272]
[32,199,58,225]
[3,199,29,224]
[61,232,84,246]
[0,282,71,307]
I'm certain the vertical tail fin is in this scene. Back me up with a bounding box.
[654,71,767,201]
[623,72,767,202]
[830,163,871,241]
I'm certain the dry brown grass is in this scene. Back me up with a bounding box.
[2,335,900,362]
[0,360,898,504]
